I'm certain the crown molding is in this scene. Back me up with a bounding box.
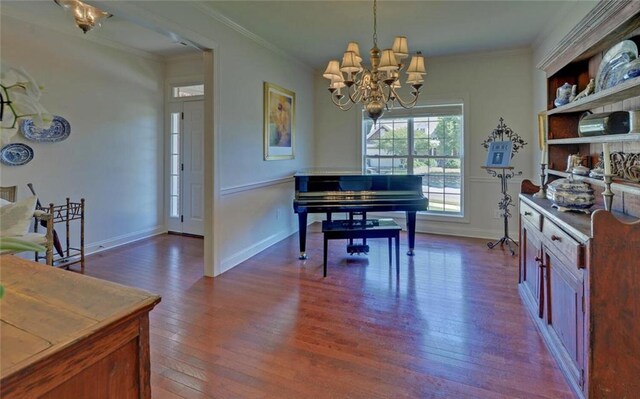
[536,0,638,74]
[192,2,313,72]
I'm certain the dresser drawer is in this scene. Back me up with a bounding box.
[542,219,584,269]
[521,201,542,231]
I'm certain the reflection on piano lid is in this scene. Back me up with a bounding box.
[294,168,366,176]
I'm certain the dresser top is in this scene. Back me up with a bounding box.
[0,255,161,379]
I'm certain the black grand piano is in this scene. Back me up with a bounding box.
[293,171,428,259]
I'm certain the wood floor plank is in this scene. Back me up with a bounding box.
[81,228,574,398]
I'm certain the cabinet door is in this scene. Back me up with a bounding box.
[546,250,585,388]
[520,221,544,318]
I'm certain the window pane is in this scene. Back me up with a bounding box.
[171,134,179,155]
[170,196,179,217]
[392,158,408,174]
[171,154,179,175]
[173,84,204,97]
[171,113,180,134]
[171,176,179,196]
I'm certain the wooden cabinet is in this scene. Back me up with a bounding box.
[519,3,640,398]
[0,255,161,399]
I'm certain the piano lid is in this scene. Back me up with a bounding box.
[295,168,365,176]
[295,168,424,177]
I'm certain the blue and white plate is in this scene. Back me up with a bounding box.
[595,40,638,92]
[0,143,34,166]
[20,115,71,142]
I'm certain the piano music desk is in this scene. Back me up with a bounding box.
[321,219,401,277]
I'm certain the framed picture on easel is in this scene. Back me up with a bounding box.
[485,141,513,168]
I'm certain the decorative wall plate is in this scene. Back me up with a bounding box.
[0,143,34,166]
[595,40,638,92]
[20,115,71,142]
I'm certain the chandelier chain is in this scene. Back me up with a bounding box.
[373,0,378,47]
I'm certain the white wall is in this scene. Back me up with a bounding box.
[0,15,165,252]
[315,48,534,239]
[123,2,316,274]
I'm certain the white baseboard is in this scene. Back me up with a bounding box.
[86,225,167,255]
[219,226,297,275]
[416,222,518,243]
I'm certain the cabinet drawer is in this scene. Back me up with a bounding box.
[543,220,584,269]
[521,202,542,231]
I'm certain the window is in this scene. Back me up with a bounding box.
[363,104,464,216]
[172,84,204,98]
[169,112,181,218]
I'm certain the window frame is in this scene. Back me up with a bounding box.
[360,101,468,222]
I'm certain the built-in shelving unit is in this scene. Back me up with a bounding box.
[546,76,640,115]
[518,2,640,399]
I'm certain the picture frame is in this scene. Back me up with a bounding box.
[537,111,547,150]
[263,82,295,160]
[485,141,513,168]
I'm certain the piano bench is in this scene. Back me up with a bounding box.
[321,219,401,277]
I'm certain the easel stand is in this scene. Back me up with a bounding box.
[481,166,521,255]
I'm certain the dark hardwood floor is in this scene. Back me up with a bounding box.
[83,224,573,398]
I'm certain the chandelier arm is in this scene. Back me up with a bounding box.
[330,93,356,110]
[389,86,421,109]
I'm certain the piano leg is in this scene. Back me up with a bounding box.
[406,211,417,256]
[298,212,308,260]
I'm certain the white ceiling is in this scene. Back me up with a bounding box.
[0,1,198,58]
[201,0,590,68]
[1,1,593,64]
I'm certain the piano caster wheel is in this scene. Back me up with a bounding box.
[407,249,415,256]
[299,253,308,260]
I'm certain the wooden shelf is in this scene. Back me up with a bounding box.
[548,133,640,145]
[547,76,640,115]
[546,169,640,195]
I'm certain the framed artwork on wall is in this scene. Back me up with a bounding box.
[537,111,547,150]
[485,141,513,168]
[263,82,295,160]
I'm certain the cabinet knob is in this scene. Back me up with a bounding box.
[524,211,532,216]
[551,235,561,241]
[535,256,542,262]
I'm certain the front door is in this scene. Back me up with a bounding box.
[168,100,204,236]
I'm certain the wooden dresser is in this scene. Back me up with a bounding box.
[520,2,640,398]
[0,255,161,399]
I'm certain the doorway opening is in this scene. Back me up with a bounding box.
[167,84,204,236]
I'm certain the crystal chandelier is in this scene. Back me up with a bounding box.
[54,0,112,34]
[322,0,426,122]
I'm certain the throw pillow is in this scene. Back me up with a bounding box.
[0,195,37,236]
[0,198,12,207]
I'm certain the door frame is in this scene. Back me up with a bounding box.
[165,79,204,235]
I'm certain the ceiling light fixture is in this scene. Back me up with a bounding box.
[54,0,112,34]
[323,0,426,122]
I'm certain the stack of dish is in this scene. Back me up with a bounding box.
[595,40,639,92]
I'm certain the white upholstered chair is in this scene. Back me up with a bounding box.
[0,186,54,265]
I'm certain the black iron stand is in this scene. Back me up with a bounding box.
[481,118,527,257]
[482,166,521,256]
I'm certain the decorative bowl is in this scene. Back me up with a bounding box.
[546,177,595,212]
